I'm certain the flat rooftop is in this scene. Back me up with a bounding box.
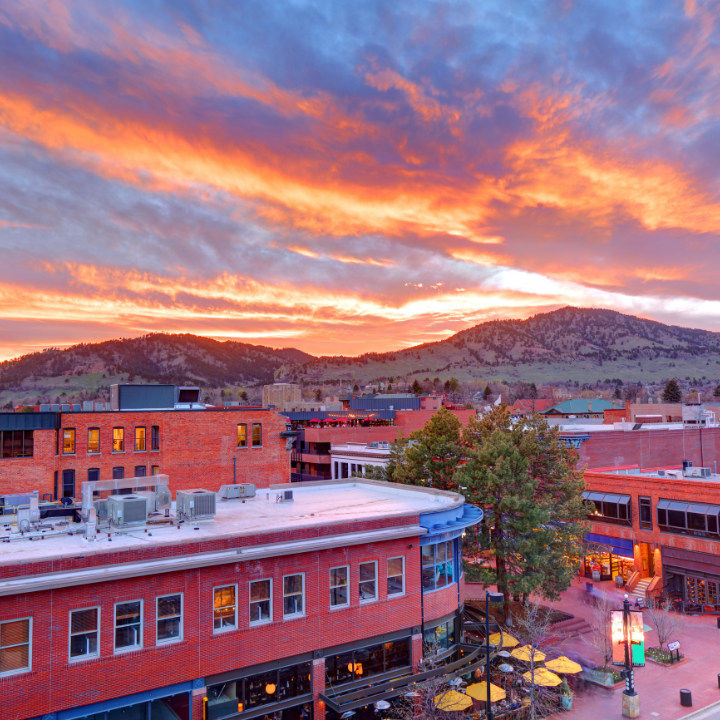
[595,466,720,483]
[0,480,460,566]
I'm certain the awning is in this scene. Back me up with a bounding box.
[662,545,720,576]
[585,533,634,558]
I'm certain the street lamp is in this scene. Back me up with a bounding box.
[621,594,639,718]
[485,590,503,720]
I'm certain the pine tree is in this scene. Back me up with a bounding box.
[713,385,720,399]
[483,384,492,400]
[353,384,359,392]
[362,433,408,482]
[455,407,588,619]
[412,379,422,395]
[393,407,462,490]
[529,382,538,399]
[662,379,682,403]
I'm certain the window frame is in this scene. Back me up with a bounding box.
[422,540,455,593]
[151,425,160,451]
[213,584,238,634]
[387,556,405,597]
[237,423,247,449]
[249,578,273,626]
[68,606,100,663]
[0,617,32,677]
[0,430,34,459]
[282,573,305,619]
[639,496,653,529]
[156,593,183,645]
[87,427,100,454]
[135,426,146,452]
[113,599,143,654]
[330,565,350,609]
[359,560,378,604]
[62,428,76,455]
[251,423,262,448]
[112,427,125,453]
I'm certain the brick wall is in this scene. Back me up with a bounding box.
[0,408,289,499]
[0,521,462,720]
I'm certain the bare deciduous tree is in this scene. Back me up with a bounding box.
[584,589,615,670]
[646,603,685,651]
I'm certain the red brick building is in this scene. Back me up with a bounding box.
[583,465,720,610]
[0,478,482,720]
[0,401,288,499]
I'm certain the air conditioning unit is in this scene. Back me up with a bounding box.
[94,499,109,519]
[135,491,157,514]
[218,484,257,500]
[686,467,712,478]
[282,490,294,502]
[176,489,216,519]
[108,495,149,525]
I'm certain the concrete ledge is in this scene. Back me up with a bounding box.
[646,656,690,668]
[678,698,720,720]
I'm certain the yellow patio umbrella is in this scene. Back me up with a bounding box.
[466,682,506,703]
[522,668,562,687]
[433,690,473,712]
[511,646,546,663]
[545,656,582,674]
[488,632,519,648]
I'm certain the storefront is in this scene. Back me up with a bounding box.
[662,546,720,607]
[583,533,634,582]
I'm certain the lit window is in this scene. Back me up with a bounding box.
[151,465,160,476]
[69,608,99,660]
[113,428,124,453]
[63,429,75,454]
[252,423,262,447]
[114,601,142,652]
[249,579,272,625]
[135,427,146,452]
[283,574,304,618]
[237,424,247,448]
[387,557,405,596]
[330,566,349,608]
[87,428,100,454]
[359,562,377,602]
[213,585,237,632]
[0,618,32,676]
[151,425,160,451]
[157,594,182,644]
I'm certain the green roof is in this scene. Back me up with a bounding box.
[541,399,621,415]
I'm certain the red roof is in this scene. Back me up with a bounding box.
[509,398,555,415]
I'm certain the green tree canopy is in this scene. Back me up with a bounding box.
[353,384,359,392]
[713,385,720,399]
[483,384,492,400]
[662,379,682,403]
[412,379,423,395]
[358,433,408,482]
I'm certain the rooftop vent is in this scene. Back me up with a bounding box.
[176,489,216,519]
[218,484,256,500]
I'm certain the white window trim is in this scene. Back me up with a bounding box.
[156,593,183,645]
[282,573,305,619]
[68,606,100,663]
[329,564,350,609]
[359,560,378,604]
[0,617,32,677]
[213,583,238,634]
[249,578,273,626]
[387,556,405,597]
[113,599,143,654]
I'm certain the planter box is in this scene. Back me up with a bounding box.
[581,668,624,691]
[646,656,690,669]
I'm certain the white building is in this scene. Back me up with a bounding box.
[330,441,391,479]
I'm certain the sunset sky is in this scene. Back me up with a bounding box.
[1,0,719,361]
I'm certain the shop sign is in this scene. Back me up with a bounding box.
[611,610,645,667]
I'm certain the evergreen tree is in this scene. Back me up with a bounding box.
[613,386,622,400]
[529,382,538,399]
[713,385,720,399]
[483,384,492,400]
[393,407,462,490]
[455,407,587,619]
[353,384,359,392]
[360,433,408,482]
[314,388,322,401]
[412,379,423,395]
[662,379,682,403]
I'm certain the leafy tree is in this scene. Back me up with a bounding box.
[240,390,248,402]
[411,379,423,395]
[393,407,463,491]
[455,407,588,619]
[662,379,682,403]
[613,386,622,399]
[483,384,492,400]
[713,385,720,399]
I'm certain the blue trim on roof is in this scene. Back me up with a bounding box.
[419,503,483,544]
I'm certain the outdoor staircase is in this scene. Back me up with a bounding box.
[627,577,653,604]
[549,616,594,642]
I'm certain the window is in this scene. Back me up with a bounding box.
[113,427,124,452]
[157,594,182,644]
[325,639,410,687]
[387,557,405,596]
[0,618,31,676]
[0,430,33,459]
[252,423,262,447]
[213,585,237,632]
[62,469,75,499]
[423,619,457,654]
[151,465,160,476]
[249,579,272,625]
[135,427,146,452]
[112,466,125,480]
[114,601,142,652]
[639,497,652,529]
[359,561,377,602]
[583,492,632,526]
[87,428,100,453]
[151,425,160,451]
[87,468,100,482]
[330,566,349,608]
[69,608,99,661]
[283,574,304,618]
[237,424,247,448]
[422,541,455,592]
[134,466,146,478]
[63,428,76,454]
[657,499,720,539]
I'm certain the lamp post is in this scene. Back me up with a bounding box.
[621,594,639,718]
[485,590,503,720]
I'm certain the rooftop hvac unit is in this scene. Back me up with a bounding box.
[94,499,109,520]
[135,491,157,514]
[686,467,712,478]
[282,490,294,502]
[108,495,149,526]
[177,489,216,519]
[218,484,256,500]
